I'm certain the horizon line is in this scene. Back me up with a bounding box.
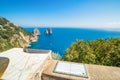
[21,26,120,32]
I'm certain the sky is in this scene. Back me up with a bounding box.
[0,0,120,28]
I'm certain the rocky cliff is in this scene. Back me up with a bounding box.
[0,17,32,52]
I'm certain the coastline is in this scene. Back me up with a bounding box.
[26,27,120,56]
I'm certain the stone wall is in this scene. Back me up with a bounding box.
[41,74,69,80]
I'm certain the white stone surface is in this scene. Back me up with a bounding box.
[54,61,87,77]
[0,48,51,80]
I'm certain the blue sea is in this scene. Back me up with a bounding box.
[24,28,120,56]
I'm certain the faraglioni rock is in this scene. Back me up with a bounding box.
[30,28,40,42]
[33,28,40,36]
[45,28,52,35]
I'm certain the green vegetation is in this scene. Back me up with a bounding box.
[52,52,62,60]
[0,17,32,52]
[64,38,120,67]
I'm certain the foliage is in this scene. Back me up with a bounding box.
[64,38,120,67]
[0,17,9,25]
[0,17,32,52]
[52,52,62,60]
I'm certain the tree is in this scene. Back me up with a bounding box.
[64,40,95,64]
[64,38,120,67]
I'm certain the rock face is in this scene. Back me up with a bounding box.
[0,25,6,31]
[30,28,40,42]
[30,35,38,42]
[33,28,40,36]
[0,17,32,52]
[45,28,52,35]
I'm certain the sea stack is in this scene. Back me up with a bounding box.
[33,28,40,36]
[45,28,52,35]
[31,28,40,42]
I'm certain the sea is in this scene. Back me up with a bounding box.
[24,27,120,57]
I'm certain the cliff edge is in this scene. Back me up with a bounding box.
[0,17,32,52]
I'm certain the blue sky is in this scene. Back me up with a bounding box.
[0,0,120,28]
